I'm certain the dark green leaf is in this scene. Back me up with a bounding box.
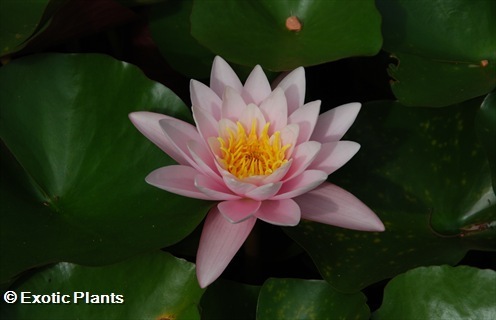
[285,99,495,292]
[257,278,369,320]
[148,0,216,78]
[190,0,382,71]
[373,265,496,320]
[377,0,496,106]
[476,92,496,193]
[1,252,204,319]
[0,53,210,283]
[0,0,53,57]
[200,279,260,320]
[388,52,495,107]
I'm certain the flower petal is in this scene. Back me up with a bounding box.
[279,124,299,158]
[311,102,361,142]
[273,170,327,200]
[276,67,306,114]
[239,103,266,135]
[222,174,257,196]
[296,182,385,231]
[129,112,186,165]
[190,80,222,120]
[245,182,282,201]
[309,141,360,175]
[188,140,222,181]
[255,199,301,226]
[218,199,261,223]
[284,141,321,181]
[196,208,257,288]
[242,65,272,105]
[210,56,243,97]
[145,166,214,200]
[192,105,219,143]
[195,174,240,200]
[259,87,288,133]
[287,100,321,145]
[222,86,247,121]
[159,118,204,171]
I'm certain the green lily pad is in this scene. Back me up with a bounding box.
[190,0,382,71]
[0,0,51,56]
[388,52,496,107]
[0,53,210,284]
[476,92,496,193]
[377,0,496,106]
[1,252,204,319]
[373,265,496,320]
[200,279,260,320]
[257,278,369,320]
[285,99,495,292]
[148,0,216,78]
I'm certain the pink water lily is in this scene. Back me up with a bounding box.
[129,56,384,288]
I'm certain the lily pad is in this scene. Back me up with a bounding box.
[284,99,495,292]
[373,265,496,320]
[476,92,496,193]
[1,252,204,319]
[0,0,51,56]
[200,279,260,320]
[257,278,369,320]
[190,0,382,71]
[377,0,496,106]
[0,53,210,284]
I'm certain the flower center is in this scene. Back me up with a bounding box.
[217,120,290,179]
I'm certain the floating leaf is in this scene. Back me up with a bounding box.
[200,279,260,320]
[285,99,495,292]
[373,265,496,320]
[377,0,496,106]
[257,278,369,320]
[476,92,496,193]
[1,252,204,319]
[190,0,382,71]
[0,53,210,283]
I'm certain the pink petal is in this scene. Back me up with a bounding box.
[284,141,321,181]
[287,100,321,145]
[145,165,214,200]
[159,118,204,171]
[279,124,299,158]
[245,182,282,201]
[222,87,247,121]
[255,199,301,226]
[222,174,257,196]
[210,56,243,98]
[242,65,272,105]
[218,199,261,223]
[190,80,222,120]
[259,87,288,134]
[195,174,240,200]
[217,118,238,141]
[309,141,360,175]
[196,208,257,288]
[296,182,385,231]
[258,160,292,184]
[192,105,219,143]
[239,103,267,135]
[187,140,222,181]
[275,67,305,114]
[129,112,186,165]
[311,102,361,143]
[272,170,327,200]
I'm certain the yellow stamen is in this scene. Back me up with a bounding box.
[217,120,291,179]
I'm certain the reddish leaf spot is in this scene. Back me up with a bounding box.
[480,60,489,67]
[285,16,302,32]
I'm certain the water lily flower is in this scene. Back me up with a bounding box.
[129,56,384,288]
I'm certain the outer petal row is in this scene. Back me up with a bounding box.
[295,182,385,232]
